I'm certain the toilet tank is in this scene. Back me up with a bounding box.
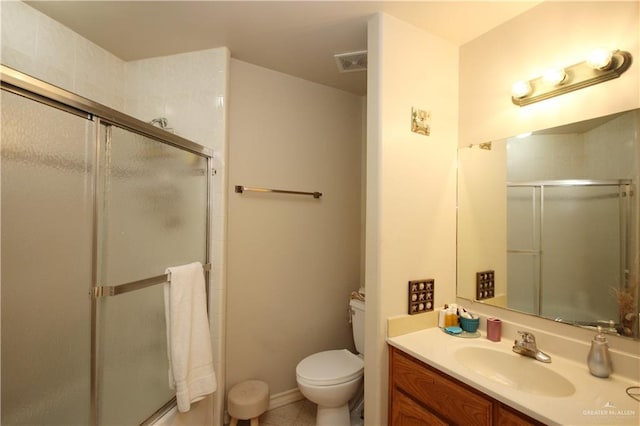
[349,298,365,356]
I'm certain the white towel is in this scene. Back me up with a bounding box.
[164,262,217,412]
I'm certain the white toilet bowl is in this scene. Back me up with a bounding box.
[296,349,364,426]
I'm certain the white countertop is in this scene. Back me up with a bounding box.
[387,327,640,425]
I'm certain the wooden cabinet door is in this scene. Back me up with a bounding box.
[391,347,493,425]
[391,388,448,426]
[496,404,545,426]
[389,346,547,426]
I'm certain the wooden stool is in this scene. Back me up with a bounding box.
[228,380,270,426]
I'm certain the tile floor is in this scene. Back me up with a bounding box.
[235,398,316,426]
[234,398,364,426]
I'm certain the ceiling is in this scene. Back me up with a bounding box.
[26,1,542,95]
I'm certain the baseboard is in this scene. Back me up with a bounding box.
[267,388,304,411]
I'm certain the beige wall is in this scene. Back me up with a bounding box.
[457,141,507,301]
[226,59,363,397]
[460,0,640,147]
[365,13,459,425]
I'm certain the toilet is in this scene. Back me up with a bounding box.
[296,297,365,426]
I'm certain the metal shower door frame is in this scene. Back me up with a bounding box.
[1,65,215,426]
[507,179,632,321]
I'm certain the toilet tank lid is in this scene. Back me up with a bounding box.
[349,298,364,310]
[296,349,363,386]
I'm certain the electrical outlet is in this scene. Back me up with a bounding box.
[408,279,434,315]
[476,270,495,300]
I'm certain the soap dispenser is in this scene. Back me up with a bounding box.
[587,326,613,378]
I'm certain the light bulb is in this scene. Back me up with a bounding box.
[543,68,567,86]
[511,80,532,98]
[587,48,613,70]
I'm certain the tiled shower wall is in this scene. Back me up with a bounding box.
[0,0,125,109]
[1,2,228,425]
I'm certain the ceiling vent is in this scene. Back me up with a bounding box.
[334,50,367,73]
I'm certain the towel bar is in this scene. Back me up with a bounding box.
[235,185,322,199]
[91,263,211,298]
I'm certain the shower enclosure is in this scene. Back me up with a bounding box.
[1,66,213,425]
[507,180,632,327]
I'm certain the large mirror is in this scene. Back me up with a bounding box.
[457,108,639,339]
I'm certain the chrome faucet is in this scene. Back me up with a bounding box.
[512,331,551,363]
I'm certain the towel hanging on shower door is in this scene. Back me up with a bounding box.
[164,261,217,412]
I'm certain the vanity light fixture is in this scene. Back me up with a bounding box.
[587,48,614,70]
[511,80,532,98]
[511,49,632,106]
[542,68,567,86]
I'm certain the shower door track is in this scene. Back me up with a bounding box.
[0,65,213,158]
[2,65,215,426]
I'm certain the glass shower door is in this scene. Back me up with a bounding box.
[541,185,622,323]
[507,185,541,315]
[1,91,93,425]
[507,182,626,324]
[96,125,208,425]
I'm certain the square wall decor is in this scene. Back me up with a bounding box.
[411,107,431,136]
[408,279,434,314]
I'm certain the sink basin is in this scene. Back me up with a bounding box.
[455,347,576,397]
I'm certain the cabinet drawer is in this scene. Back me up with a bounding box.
[391,388,448,426]
[391,347,493,425]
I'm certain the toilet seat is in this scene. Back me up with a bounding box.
[296,349,363,386]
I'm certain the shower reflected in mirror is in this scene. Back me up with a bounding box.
[458,109,639,339]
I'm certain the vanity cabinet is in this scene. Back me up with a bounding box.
[495,404,543,426]
[389,346,545,426]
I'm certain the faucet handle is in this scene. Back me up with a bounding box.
[597,320,618,334]
[516,330,536,344]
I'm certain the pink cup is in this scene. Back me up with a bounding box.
[487,317,502,342]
